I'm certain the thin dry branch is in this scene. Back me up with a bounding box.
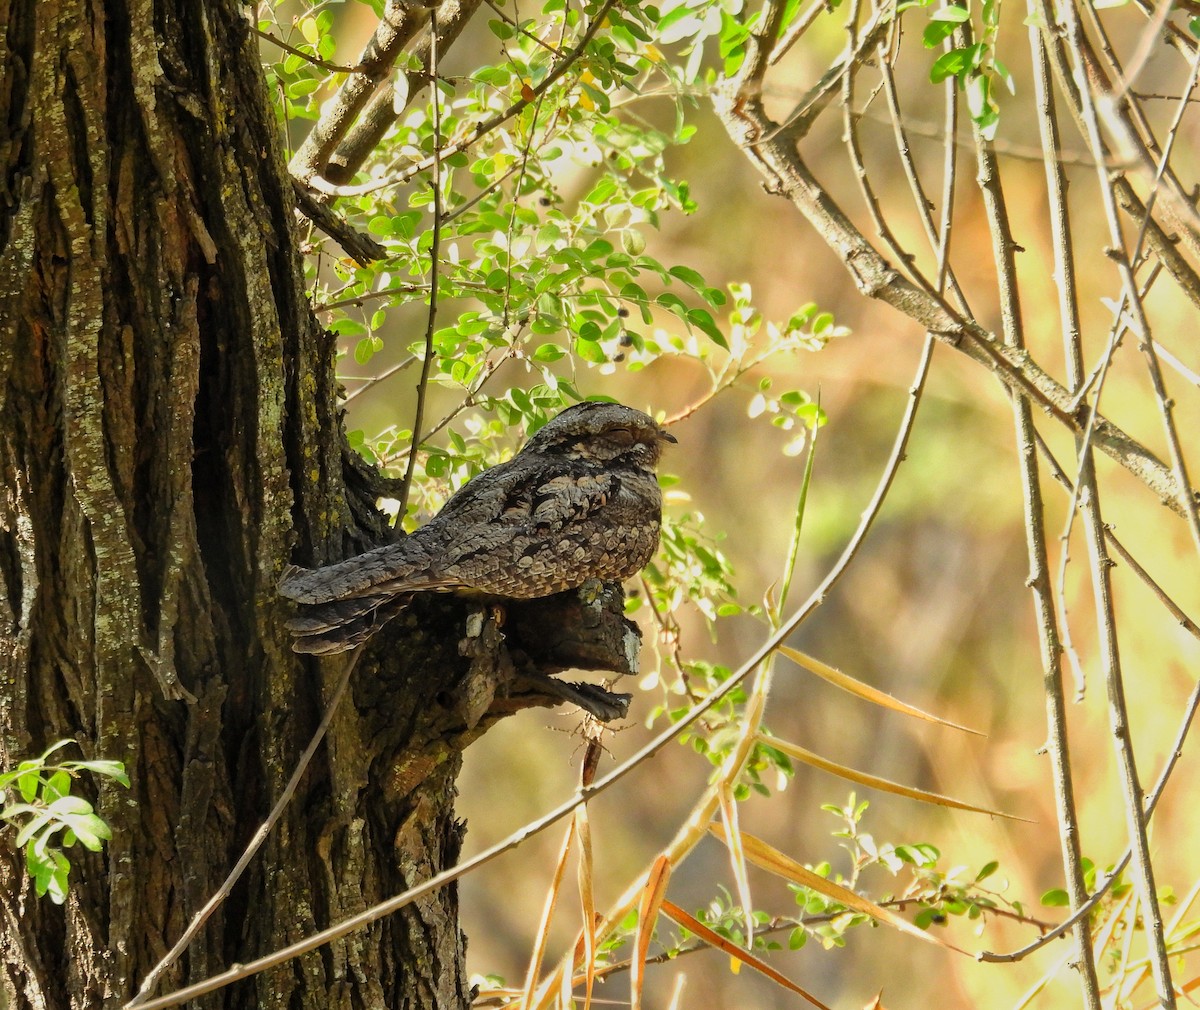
[1032,429,1200,640]
[397,11,445,516]
[291,179,387,265]
[976,30,1101,1004]
[710,18,1197,520]
[980,677,1200,964]
[1041,2,1183,1003]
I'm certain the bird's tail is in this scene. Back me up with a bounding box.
[285,594,408,654]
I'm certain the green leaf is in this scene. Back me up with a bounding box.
[656,292,688,313]
[486,18,515,39]
[536,223,562,252]
[975,860,999,882]
[574,338,607,363]
[922,13,966,47]
[61,811,112,851]
[354,335,383,364]
[993,57,1016,95]
[45,770,71,803]
[68,760,130,787]
[930,47,970,82]
[667,265,707,289]
[17,768,40,802]
[577,320,603,342]
[581,238,614,260]
[1040,888,1070,907]
[685,309,728,349]
[14,811,53,848]
[621,230,646,255]
[286,77,322,100]
[48,795,92,815]
[619,282,653,322]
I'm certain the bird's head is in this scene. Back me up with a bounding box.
[523,401,677,468]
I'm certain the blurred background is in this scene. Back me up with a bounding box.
[278,1,1200,1005]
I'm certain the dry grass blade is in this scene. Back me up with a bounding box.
[522,821,576,1010]
[576,806,596,1010]
[632,855,672,1010]
[760,734,1029,821]
[777,646,983,735]
[717,784,756,948]
[727,828,971,956]
[665,973,687,1010]
[660,899,834,1010]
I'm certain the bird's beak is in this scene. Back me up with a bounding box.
[659,428,678,444]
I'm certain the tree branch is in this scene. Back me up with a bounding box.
[291,179,388,265]
[711,82,1196,519]
[289,0,429,181]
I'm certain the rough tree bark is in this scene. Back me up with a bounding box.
[0,3,632,1009]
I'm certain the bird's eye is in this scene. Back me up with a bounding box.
[605,426,636,445]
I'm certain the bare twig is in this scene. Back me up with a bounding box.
[877,23,971,310]
[839,7,955,314]
[481,0,561,54]
[1032,429,1200,641]
[1050,2,1182,1002]
[975,22,1098,1006]
[343,353,419,405]
[252,25,358,74]
[770,0,835,66]
[397,10,445,517]
[979,677,1200,963]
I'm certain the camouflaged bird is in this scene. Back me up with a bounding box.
[279,401,676,654]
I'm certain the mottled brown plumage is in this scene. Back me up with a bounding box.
[279,401,676,654]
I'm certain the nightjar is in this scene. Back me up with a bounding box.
[279,401,676,654]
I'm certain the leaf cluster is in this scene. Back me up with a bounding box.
[0,740,129,904]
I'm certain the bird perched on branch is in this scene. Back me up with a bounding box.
[279,401,676,654]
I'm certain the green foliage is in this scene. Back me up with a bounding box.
[902,0,1014,139]
[262,0,837,670]
[658,795,1035,958]
[788,796,1028,942]
[0,741,129,904]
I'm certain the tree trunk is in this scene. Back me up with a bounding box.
[0,2,508,1008]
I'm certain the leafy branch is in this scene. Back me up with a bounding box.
[0,740,129,904]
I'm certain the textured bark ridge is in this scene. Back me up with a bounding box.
[0,3,632,1009]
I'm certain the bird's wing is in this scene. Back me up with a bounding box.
[436,456,616,528]
[277,459,617,604]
